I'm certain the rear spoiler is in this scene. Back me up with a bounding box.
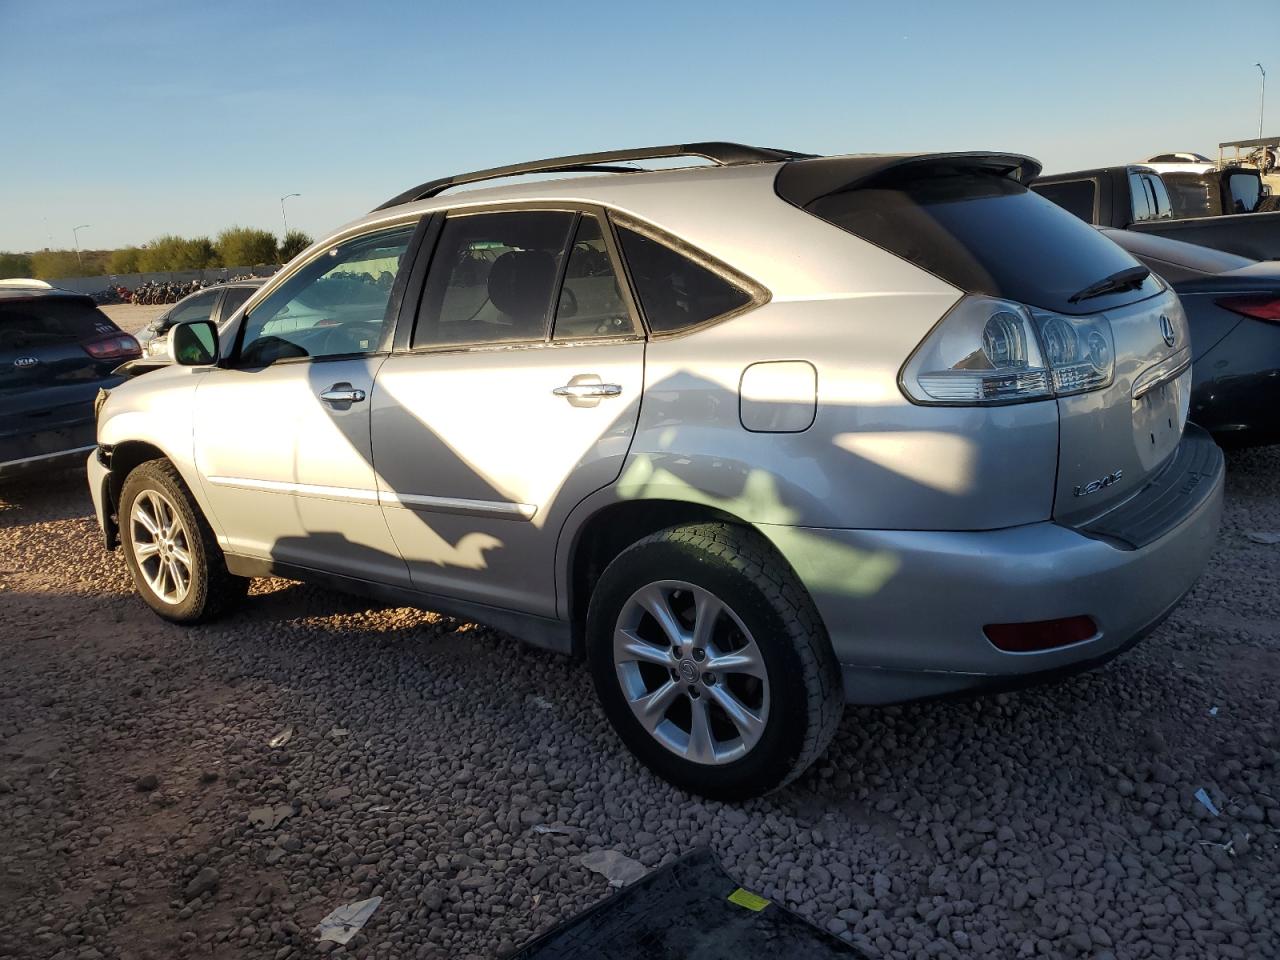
[775,152,1042,207]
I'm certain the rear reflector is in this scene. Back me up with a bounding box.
[983,615,1098,652]
[1216,294,1280,323]
[83,333,141,360]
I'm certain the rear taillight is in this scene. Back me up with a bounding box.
[984,615,1098,652]
[901,295,1115,405]
[83,333,141,360]
[1216,294,1280,323]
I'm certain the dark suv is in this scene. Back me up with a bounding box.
[0,280,140,478]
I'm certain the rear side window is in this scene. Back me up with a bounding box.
[1129,173,1154,222]
[1030,179,1096,222]
[553,215,635,341]
[0,299,116,350]
[805,169,1158,315]
[414,211,575,349]
[615,225,754,334]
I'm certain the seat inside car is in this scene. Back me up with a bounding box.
[487,249,557,337]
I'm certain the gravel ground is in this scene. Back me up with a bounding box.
[1,447,1278,960]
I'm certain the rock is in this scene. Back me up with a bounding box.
[135,774,158,792]
[184,867,219,900]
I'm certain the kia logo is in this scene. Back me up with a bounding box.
[1159,315,1176,348]
[14,356,39,369]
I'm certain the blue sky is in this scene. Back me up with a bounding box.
[0,0,1269,251]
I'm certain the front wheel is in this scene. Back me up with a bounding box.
[119,460,247,623]
[586,523,842,799]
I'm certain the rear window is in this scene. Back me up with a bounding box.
[0,298,117,350]
[1030,179,1096,222]
[805,169,1160,315]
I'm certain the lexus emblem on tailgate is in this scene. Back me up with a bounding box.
[14,356,39,369]
[1159,315,1175,348]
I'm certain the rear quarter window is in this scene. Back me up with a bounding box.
[614,223,760,334]
[0,299,117,350]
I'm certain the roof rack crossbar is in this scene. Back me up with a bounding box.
[374,141,812,211]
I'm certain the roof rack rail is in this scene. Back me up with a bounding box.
[373,141,814,211]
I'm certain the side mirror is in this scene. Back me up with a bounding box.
[171,319,219,366]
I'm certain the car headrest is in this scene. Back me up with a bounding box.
[488,249,557,334]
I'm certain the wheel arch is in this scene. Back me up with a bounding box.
[561,496,810,657]
[105,440,223,547]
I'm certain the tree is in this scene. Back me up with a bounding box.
[30,250,91,279]
[138,235,219,272]
[216,226,278,267]
[279,229,313,262]
[0,252,32,279]
[109,247,144,274]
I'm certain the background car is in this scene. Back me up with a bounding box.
[0,279,140,478]
[136,280,264,359]
[1143,152,1216,174]
[1101,227,1280,446]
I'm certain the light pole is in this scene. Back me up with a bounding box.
[1257,64,1266,142]
[280,193,301,236]
[72,224,91,267]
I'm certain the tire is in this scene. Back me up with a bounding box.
[119,459,247,623]
[586,522,842,799]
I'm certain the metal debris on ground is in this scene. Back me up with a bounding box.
[268,726,294,748]
[247,804,295,829]
[531,823,573,835]
[1245,531,1280,545]
[1209,706,1219,716]
[315,896,382,944]
[1194,788,1221,817]
[580,849,647,888]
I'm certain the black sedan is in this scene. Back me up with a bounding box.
[1101,228,1280,446]
[0,281,140,478]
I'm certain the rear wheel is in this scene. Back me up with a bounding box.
[119,460,247,622]
[586,523,842,799]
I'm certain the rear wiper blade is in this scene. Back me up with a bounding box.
[1068,265,1150,304]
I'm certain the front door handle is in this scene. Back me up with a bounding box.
[319,383,366,404]
[552,383,622,399]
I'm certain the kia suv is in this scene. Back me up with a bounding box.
[88,143,1224,798]
[1,280,140,478]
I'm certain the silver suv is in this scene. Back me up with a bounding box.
[89,143,1224,798]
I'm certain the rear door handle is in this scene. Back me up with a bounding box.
[552,383,622,399]
[319,383,366,404]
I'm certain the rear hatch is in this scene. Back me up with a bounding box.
[779,154,1190,526]
[0,295,139,461]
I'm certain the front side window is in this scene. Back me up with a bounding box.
[1226,172,1261,213]
[413,211,575,349]
[218,285,256,322]
[164,290,219,330]
[238,225,415,366]
[614,224,754,334]
[552,215,635,341]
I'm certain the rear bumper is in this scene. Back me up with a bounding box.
[763,428,1225,704]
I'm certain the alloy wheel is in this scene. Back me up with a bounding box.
[129,489,193,605]
[613,580,770,765]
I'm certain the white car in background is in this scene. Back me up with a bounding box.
[1142,152,1216,175]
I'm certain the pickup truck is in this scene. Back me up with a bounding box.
[1030,164,1279,261]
